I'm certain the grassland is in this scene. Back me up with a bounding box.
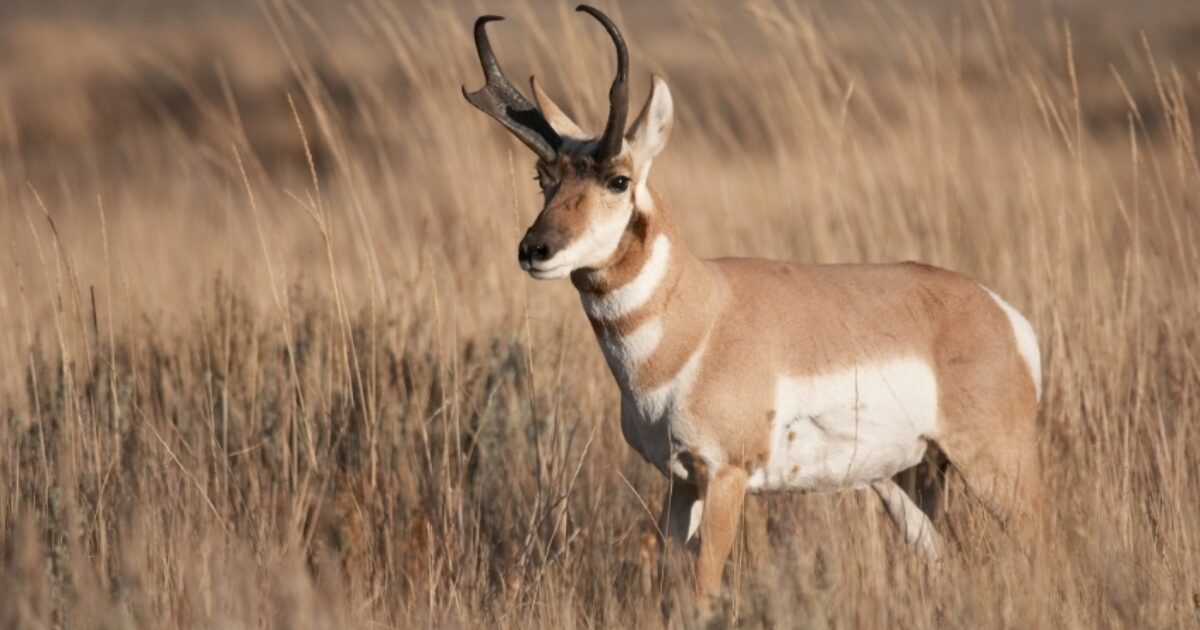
[0,0,1198,627]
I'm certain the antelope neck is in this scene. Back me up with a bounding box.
[571,193,714,332]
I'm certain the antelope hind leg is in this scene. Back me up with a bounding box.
[871,479,941,559]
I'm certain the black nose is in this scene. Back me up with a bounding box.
[518,235,553,268]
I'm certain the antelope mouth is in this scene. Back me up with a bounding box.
[520,247,574,279]
[527,263,571,280]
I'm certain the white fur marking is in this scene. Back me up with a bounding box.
[748,357,939,493]
[983,288,1042,400]
[623,320,664,364]
[597,319,663,374]
[686,499,704,542]
[532,209,630,278]
[872,479,940,557]
[619,334,711,477]
[634,176,655,214]
[637,336,706,422]
[581,235,671,320]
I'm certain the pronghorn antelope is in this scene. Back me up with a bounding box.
[464,4,1043,605]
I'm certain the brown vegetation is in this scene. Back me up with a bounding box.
[1,0,1198,627]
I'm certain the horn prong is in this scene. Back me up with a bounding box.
[463,15,561,162]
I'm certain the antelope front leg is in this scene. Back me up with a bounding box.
[656,480,701,620]
[659,480,702,548]
[696,466,749,604]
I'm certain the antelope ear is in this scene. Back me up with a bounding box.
[625,75,673,178]
[531,76,588,139]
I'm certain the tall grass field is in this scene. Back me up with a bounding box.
[0,0,1198,627]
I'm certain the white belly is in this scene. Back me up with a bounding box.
[747,357,939,493]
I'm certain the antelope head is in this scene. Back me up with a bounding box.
[463,5,674,279]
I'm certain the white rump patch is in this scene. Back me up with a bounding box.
[983,288,1042,400]
[747,357,939,493]
[581,235,671,320]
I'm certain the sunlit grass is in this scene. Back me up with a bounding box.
[0,0,1197,627]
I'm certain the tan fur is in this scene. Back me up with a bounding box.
[696,466,747,606]
[565,181,1042,602]
[491,59,1041,612]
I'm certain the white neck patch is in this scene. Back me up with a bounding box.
[597,318,664,386]
[582,234,672,321]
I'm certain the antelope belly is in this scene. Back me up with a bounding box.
[746,357,939,493]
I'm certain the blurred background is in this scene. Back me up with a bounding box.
[0,1,1197,627]
[1,0,1196,328]
[4,0,1199,162]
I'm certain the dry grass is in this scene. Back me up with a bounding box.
[1,0,1198,627]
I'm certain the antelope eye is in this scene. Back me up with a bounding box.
[606,175,631,193]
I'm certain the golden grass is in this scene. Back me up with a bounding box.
[0,0,1198,627]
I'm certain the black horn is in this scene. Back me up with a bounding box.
[576,5,629,162]
[463,16,561,162]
